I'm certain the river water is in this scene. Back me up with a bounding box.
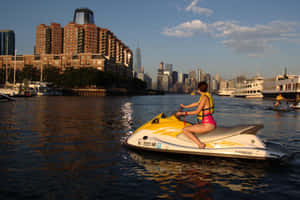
[0,95,299,200]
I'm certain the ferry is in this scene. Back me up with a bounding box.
[233,75,264,98]
[263,74,300,100]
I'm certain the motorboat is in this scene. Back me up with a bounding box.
[125,113,290,160]
[0,93,16,101]
[290,102,300,109]
[266,106,294,112]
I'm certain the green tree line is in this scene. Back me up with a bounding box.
[0,65,147,90]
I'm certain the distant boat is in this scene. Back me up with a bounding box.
[290,102,300,109]
[0,93,16,101]
[0,88,19,97]
[233,75,264,98]
[217,88,235,96]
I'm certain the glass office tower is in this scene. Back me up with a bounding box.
[73,8,95,24]
[0,30,15,55]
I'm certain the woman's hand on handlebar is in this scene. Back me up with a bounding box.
[175,112,183,118]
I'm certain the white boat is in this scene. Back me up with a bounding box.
[217,88,235,96]
[234,75,264,98]
[263,73,300,99]
[125,113,290,161]
[290,102,300,109]
[0,88,19,97]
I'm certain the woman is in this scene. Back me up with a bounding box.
[274,94,284,108]
[176,82,216,149]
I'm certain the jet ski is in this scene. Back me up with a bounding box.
[290,102,300,109]
[125,113,290,160]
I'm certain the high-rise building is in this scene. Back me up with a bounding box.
[172,71,178,85]
[133,47,141,73]
[144,73,152,89]
[159,61,164,70]
[50,23,63,54]
[197,68,204,83]
[204,73,212,92]
[183,73,188,83]
[164,64,173,75]
[73,8,95,25]
[35,8,132,67]
[178,72,183,83]
[0,30,15,55]
[63,22,98,54]
[35,23,63,55]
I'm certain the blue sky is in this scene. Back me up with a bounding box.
[1,0,300,80]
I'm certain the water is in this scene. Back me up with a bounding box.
[0,95,299,200]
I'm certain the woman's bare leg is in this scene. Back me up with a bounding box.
[183,124,215,148]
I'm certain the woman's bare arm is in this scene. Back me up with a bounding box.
[177,97,207,116]
[181,102,199,109]
[188,96,207,115]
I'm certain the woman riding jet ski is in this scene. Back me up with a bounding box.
[175,82,215,149]
[125,82,290,160]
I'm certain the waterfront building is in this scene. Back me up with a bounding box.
[35,23,63,55]
[0,30,15,55]
[144,73,152,89]
[234,75,264,98]
[0,8,133,79]
[63,22,98,54]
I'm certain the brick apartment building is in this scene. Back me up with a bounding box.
[1,8,133,78]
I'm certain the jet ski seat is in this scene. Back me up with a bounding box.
[176,124,263,143]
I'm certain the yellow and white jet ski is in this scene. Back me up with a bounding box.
[125,113,289,160]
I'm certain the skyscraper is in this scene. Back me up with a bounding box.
[0,30,15,55]
[73,8,95,25]
[197,68,203,82]
[133,47,142,73]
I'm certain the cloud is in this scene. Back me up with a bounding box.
[162,19,300,56]
[185,0,213,16]
[162,20,210,37]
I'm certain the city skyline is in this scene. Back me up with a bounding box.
[1,0,300,80]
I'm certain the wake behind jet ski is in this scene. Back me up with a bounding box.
[124,113,289,160]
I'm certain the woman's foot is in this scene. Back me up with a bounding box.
[198,142,206,149]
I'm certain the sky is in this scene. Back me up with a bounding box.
[1,0,300,80]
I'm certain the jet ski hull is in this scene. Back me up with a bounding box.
[125,135,286,161]
[125,113,289,161]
